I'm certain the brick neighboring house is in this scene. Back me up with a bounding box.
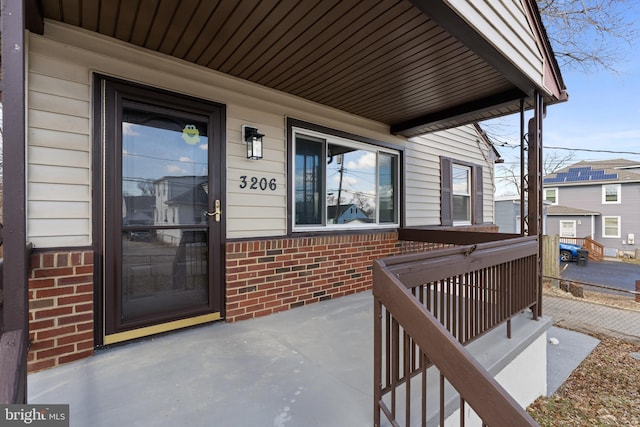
[543,159,640,257]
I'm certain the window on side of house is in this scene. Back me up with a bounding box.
[544,188,558,205]
[292,127,399,230]
[559,220,576,238]
[440,157,483,226]
[602,216,621,238]
[602,184,621,204]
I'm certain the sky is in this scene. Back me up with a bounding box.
[488,4,640,196]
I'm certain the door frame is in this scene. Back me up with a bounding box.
[92,74,226,346]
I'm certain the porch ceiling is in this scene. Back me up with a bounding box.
[34,0,548,136]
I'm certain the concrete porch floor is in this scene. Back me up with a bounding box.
[28,292,597,427]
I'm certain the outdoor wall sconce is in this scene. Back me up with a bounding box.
[243,125,264,160]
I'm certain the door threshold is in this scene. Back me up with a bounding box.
[104,312,221,345]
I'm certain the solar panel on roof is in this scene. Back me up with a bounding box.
[602,174,618,180]
[568,167,591,173]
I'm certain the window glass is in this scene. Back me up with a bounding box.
[293,130,399,229]
[378,153,398,223]
[544,188,557,204]
[603,216,620,238]
[295,136,325,225]
[603,184,620,203]
[452,165,471,223]
[559,220,576,237]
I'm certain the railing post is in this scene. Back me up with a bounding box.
[636,280,640,304]
[373,296,382,427]
[2,0,30,404]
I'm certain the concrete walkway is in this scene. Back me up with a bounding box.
[27,292,613,427]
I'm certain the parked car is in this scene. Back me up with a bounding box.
[559,242,582,262]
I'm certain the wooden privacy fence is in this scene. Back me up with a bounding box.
[373,235,540,426]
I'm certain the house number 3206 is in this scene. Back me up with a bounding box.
[239,176,277,191]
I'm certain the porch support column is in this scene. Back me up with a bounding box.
[519,99,526,236]
[1,0,29,403]
[527,91,544,318]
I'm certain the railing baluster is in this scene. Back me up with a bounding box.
[404,329,411,427]
[440,373,445,427]
[391,317,399,419]
[422,352,428,427]
[374,299,382,427]
[457,274,463,343]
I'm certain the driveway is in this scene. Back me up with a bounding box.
[560,260,640,292]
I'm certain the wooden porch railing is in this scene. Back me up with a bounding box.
[373,234,539,426]
[559,237,604,261]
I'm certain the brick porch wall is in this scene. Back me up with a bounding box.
[28,250,94,372]
[225,232,399,322]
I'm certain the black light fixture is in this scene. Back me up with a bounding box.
[243,125,264,160]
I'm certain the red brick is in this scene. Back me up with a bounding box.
[56,253,69,267]
[75,284,94,293]
[70,252,82,266]
[42,253,55,268]
[58,294,93,306]
[77,340,94,352]
[74,303,93,313]
[58,275,93,286]
[34,306,73,320]
[35,344,75,360]
[30,319,55,331]
[36,287,76,298]
[83,251,94,264]
[58,313,93,326]
[36,325,76,341]
[29,278,56,289]
[58,331,93,346]
[28,359,56,373]
[59,349,93,365]
[75,265,94,275]
[76,322,93,332]
[34,267,74,278]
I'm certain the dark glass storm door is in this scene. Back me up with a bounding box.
[101,78,224,344]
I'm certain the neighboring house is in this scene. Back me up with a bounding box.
[495,196,522,234]
[327,204,371,224]
[1,4,566,412]
[543,159,640,257]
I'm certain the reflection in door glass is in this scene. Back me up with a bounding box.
[122,109,209,227]
[121,229,208,321]
[120,108,210,322]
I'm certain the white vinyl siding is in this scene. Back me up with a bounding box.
[446,0,544,88]
[27,23,408,245]
[405,125,494,226]
[28,22,498,246]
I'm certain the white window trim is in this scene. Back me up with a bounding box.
[559,220,576,238]
[601,183,621,204]
[544,187,559,205]
[602,216,621,238]
[291,127,400,231]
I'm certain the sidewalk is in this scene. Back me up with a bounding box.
[543,294,640,343]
